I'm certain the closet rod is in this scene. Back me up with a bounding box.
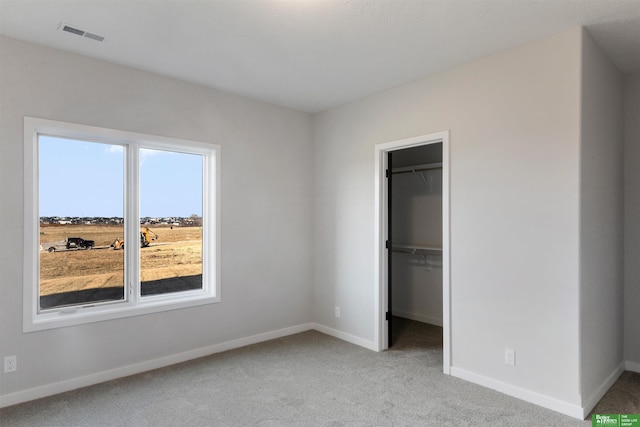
[391,162,442,175]
[391,244,442,256]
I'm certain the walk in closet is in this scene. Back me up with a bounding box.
[388,142,443,346]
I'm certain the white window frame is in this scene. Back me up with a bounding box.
[24,117,221,332]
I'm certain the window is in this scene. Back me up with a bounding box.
[24,117,220,331]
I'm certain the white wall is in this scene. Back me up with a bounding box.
[624,72,640,371]
[312,27,585,412]
[578,30,625,407]
[0,36,313,403]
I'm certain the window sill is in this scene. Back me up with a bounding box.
[24,292,220,333]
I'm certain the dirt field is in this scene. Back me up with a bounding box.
[39,224,202,297]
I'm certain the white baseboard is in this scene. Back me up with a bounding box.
[393,310,443,327]
[311,323,378,352]
[580,362,625,419]
[625,360,640,373]
[0,323,314,409]
[450,367,584,420]
[11,321,626,420]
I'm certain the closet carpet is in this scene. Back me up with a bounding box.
[1,319,634,426]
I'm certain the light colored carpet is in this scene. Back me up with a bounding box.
[1,318,633,426]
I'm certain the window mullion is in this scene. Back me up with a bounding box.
[126,144,141,305]
[203,152,213,293]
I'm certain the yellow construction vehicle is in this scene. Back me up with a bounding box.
[110,227,158,250]
[140,227,158,247]
[110,237,125,250]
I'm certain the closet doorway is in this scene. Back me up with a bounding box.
[375,131,450,374]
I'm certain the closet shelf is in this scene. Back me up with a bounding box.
[391,244,442,256]
[391,162,442,175]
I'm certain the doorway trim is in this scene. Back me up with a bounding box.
[374,130,451,374]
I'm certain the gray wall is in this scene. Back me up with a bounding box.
[0,36,313,400]
[579,29,624,406]
[624,72,640,369]
[312,28,585,408]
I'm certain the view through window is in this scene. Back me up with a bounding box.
[139,149,203,296]
[39,136,125,309]
[38,137,205,310]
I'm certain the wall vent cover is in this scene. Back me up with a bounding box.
[59,23,105,42]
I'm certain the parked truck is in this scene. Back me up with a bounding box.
[44,237,95,253]
[65,237,95,250]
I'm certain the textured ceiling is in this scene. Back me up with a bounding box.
[1,0,639,113]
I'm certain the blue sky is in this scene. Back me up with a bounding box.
[39,136,202,218]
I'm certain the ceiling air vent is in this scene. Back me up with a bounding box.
[59,23,105,42]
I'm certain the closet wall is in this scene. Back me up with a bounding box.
[624,73,640,369]
[391,143,443,326]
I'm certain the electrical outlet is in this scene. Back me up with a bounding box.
[4,355,17,373]
[335,306,341,317]
[505,349,515,366]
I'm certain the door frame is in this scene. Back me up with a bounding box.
[374,130,451,374]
